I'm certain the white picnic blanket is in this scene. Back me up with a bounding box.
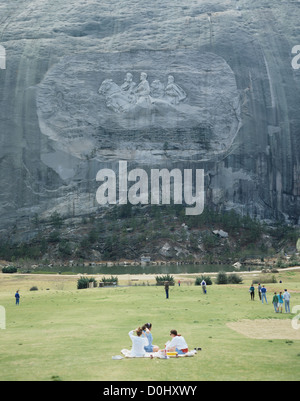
[120,349,197,358]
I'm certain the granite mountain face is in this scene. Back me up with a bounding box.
[0,0,299,239]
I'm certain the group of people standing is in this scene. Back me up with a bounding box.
[128,323,190,358]
[249,284,291,313]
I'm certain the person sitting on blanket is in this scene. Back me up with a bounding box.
[142,323,159,353]
[165,329,189,355]
[128,327,148,357]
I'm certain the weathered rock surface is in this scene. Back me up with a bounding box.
[0,0,299,239]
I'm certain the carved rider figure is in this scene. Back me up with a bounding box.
[135,72,151,108]
[164,75,186,105]
[150,79,165,99]
[121,72,137,103]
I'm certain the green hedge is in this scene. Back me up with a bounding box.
[155,274,175,286]
[101,276,118,286]
[215,271,243,285]
[195,275,213,286]
[2,266,17,273]
[77,276,97,289]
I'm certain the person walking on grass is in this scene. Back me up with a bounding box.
[272,292,279,313]
[201,279,207,294]
[261,285,268,304]
[249,284,255,301]
[15,290,20,305]
[283,289,291,313]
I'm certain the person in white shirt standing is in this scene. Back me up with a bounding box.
[283,289,291,313]
[128,328,149,357]
[165,330,189,355]
[201,280,207,294]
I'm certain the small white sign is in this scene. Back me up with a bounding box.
[0,306,6,330]
[0,45,6,70]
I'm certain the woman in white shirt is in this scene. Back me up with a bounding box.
[128,328,148,357]
[166,329,189,354]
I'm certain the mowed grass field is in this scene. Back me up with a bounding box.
[0,271,300,381]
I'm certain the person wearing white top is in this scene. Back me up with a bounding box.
[166,330,189,354]
[128,328,148,357]
[201,280,207,294]
[283,289,291,313]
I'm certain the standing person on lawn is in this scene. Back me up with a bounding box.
[278,292,284,313]
[15,290,20,305]
[249,284,255,301]
[258,283,262,301]
[261,285,268,304]
[272,292,279,313]
[164,281,169,299]
[283,289,291,313]
[201,279,207,294]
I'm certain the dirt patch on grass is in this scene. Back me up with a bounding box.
[227,319,300,340]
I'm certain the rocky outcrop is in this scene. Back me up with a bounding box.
[0,0,299,240]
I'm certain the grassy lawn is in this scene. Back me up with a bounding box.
[0,271,299,381]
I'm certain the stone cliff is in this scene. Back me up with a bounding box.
[0,0,299,241]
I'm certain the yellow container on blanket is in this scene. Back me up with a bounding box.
[166,352,178,357]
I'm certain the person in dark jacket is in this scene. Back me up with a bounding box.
[164,281,169,299]
[15,290,20,305]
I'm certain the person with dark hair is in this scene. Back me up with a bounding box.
[15,290,20,305]
[283,289,291,313]
[128,327,148,357]
[278,291,284,313]
[164,281,169,299]
[166,330,189,355]
[249,284,255,301]
[201,279,207,294]
[258,283,262,301]
[272,292,279,313]
[261,285,268,304]
[142,323,159,353]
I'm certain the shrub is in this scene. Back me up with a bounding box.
[215,271,228,284]
[202,233,219,250]
[227,273,243,284]
[77,276,97,289]
[2,266,17,273]
[155,274,175,286]
[252,274,277,284]
[59,240,73,256]
[88,229,98,244]
[195,275,213,286]
[215,272,243,285]
[50,212,63,229]
[101,276,118,286]
[48,231,61,243]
